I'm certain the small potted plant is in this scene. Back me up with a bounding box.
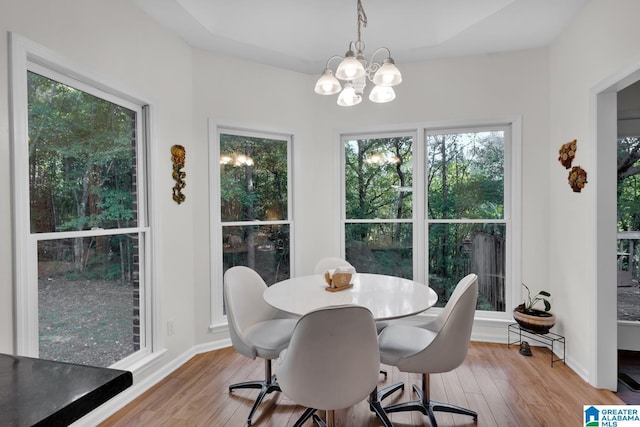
[513,283,556,334]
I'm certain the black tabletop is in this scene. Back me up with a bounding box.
[0,353,132,427]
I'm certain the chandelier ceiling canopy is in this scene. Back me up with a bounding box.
[314,0,402,107]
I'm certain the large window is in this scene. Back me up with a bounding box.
[343,133,415,278]
[342,124,517,314]
[427,127,508,311]
[11,36,154,368]
[211,124,293,325]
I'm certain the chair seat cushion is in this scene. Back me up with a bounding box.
[378,324,436,366]
[245,318,297,359]
[375,320,389,333]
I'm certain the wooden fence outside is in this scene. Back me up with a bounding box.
[470,232,506,311]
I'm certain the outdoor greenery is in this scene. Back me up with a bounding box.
[427,131,505,309]
[219,134,288,222]
[345,137,413,221]
[618,136,640,231]
[29,72,136,234]
[220,134,290,284]
[344,137,413,278]
[28,71,140,366]
[29,71,137,280]
[617,136,640,286]
[427,132,504,220]
[344,131,506,309]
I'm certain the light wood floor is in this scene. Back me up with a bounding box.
[101,342,624,427]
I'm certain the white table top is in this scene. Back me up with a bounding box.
[263,273,438,320]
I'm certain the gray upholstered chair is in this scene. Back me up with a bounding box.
[224,266,297,426]
[375,273,479,427]
[276,305,382,427]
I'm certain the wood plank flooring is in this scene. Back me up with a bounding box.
[101,342,624,426]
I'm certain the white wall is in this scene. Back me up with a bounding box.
[0,0,196,377]
[548,0,640,388]
[190,49,315,343]
[0,0,578,420]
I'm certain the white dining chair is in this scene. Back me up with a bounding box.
[276,304,381,427]
[224,266,297,426]
[314,256,390,382]
[313,257,354,275]
[374,273,479,427]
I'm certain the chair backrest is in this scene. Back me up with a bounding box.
[224,266,283,359]
[313,257,354,274]
[276,305,380,411]
[397,274,478,374]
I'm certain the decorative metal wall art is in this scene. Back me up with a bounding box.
[171,144,186,204]
[558,139,587,192]
[568,165,587,193]
[558,139,576,169]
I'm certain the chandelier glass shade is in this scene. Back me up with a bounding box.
[314,0,402,106]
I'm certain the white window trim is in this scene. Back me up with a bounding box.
[9,33,162,370]
[336,118,522,322]
[208,119,297,331]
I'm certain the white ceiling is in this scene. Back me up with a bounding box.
[133,0,589,75]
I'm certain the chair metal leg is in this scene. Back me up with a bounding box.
[228,359,281,425]
[293,407,317,427]
[312,413,326,427]
[377,381,405,403]
[368,388,395,427]
[382,373,477,427]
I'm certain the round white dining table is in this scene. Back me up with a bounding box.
[263,272,438,320]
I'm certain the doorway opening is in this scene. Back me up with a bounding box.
[616,81,640,403]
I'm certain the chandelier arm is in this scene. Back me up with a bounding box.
[365,64,379,81]
[369,47,392,65]
[363,47,391,80]
[325,55,345,69]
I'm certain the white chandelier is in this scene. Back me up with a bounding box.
[314,0,402,106]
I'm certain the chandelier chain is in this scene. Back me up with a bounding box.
[356,0,367,44]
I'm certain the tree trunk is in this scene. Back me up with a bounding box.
[440,136,449,276]
[393,138,406,241]
[245,146,256,269]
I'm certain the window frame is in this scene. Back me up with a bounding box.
[338,119,521,321]
[209,120,295,331]
[9,33,161,369]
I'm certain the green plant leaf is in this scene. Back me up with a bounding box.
[543,300,551,311]
[539,291,551,297]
